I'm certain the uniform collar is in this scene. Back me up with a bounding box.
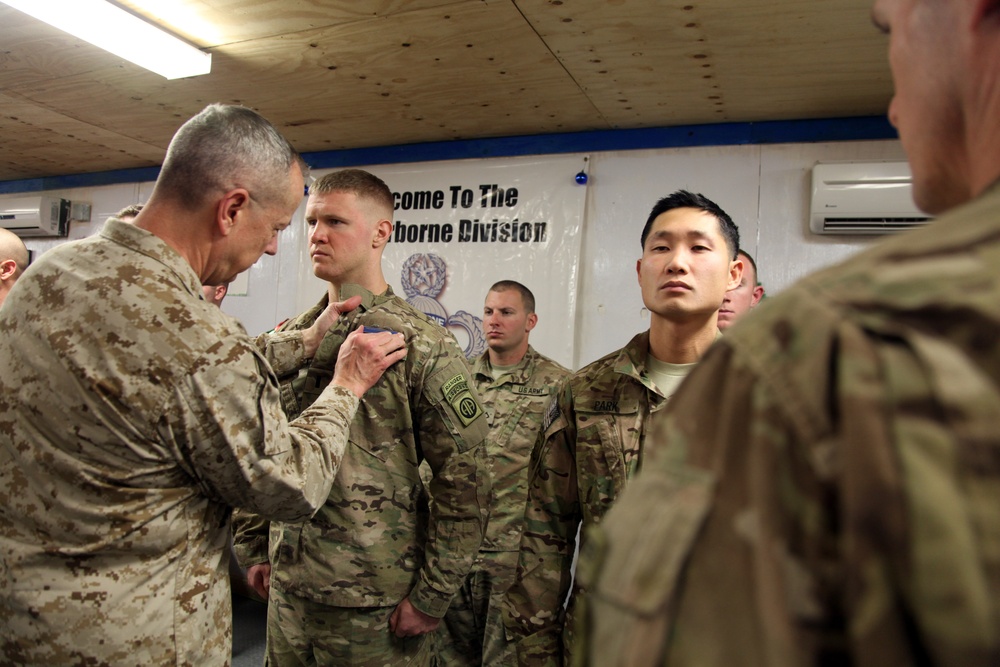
[100,217,203,300]
[474,346,538,384]
[337,283,394,312]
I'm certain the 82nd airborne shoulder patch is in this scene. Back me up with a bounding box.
[442,373,484,427]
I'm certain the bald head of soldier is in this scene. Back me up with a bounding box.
[133,104,306,287]
[0,229,29,309]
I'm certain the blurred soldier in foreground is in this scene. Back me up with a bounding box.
[504,191,742,666]
[0,104,405,666]
[577,1,1000,665]
[0,228,29,309]
[434,280,570,666]
[716,249,764,330]
[233,169,489,666]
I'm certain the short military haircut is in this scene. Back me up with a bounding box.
[157,104,302,211]
[116,203,144,219]
[640,189,740,260]
[738,249,759,284]
[309,169,394,219]
[489,280,535,314]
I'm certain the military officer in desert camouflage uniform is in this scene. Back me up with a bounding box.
[0,105,405,666]
[575,1,1000,665]
[434,280,570,666]
[233,168,490,666]
[503,191,743,666]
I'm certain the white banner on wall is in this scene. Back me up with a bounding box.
[297,154,589,370]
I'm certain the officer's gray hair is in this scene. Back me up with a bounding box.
[157,104,303,211]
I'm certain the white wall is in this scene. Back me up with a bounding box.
[11,137,906,369]
[573,139,906,366]
[20,181,154,257]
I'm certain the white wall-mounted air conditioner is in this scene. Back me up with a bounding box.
[810,161,932,235]
[0,195,71,237]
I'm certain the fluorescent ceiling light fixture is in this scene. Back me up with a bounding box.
[1,0,211,80]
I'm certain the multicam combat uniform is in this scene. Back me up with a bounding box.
[503,331,671,667]
[233,284,490,665]
[435,346,570,666]
[0,219,358,666]
[575,183,1000,666]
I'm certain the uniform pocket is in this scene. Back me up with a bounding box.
[579,463,715,614]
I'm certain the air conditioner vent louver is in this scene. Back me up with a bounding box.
[811,162,933,235]
[820,217,931,234]
[0,195,70,237]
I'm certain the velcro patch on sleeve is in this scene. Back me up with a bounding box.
[442,373,484,427]
[542,396,560,432]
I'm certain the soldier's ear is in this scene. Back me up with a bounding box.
[728,257,744,291]
[525,312,538,332]
[372,219,392,249]
[216,189,250,237]
[0,259,16,281]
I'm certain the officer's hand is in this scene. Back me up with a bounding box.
[388,597,440,637]
[332,325,406,398]
[246,562,272,600]
[301,295,364,358]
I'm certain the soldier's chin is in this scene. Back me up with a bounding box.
[219,266,246,285]
[312,264,338,282]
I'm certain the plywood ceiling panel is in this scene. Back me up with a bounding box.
[517,0,891,126]
[0,0,892,182]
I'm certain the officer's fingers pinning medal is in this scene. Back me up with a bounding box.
[357,325,407,368]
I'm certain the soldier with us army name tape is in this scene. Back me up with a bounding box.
[233,168,491,666]
[502,190,743,666]
[434,280,570,666]
[575,0,1000,664]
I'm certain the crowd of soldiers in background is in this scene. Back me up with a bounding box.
[3,1,1000,665]
[0,169,765,667]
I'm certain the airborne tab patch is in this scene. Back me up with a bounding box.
[442,373,484,427]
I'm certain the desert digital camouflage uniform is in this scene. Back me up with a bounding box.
[233,283,490,664]
[0,219,359,667]
[435,346,570,666]
[574,183,1000,667]
[503,331,674,667]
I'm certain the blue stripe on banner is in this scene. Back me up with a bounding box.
[0,116,895,194]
